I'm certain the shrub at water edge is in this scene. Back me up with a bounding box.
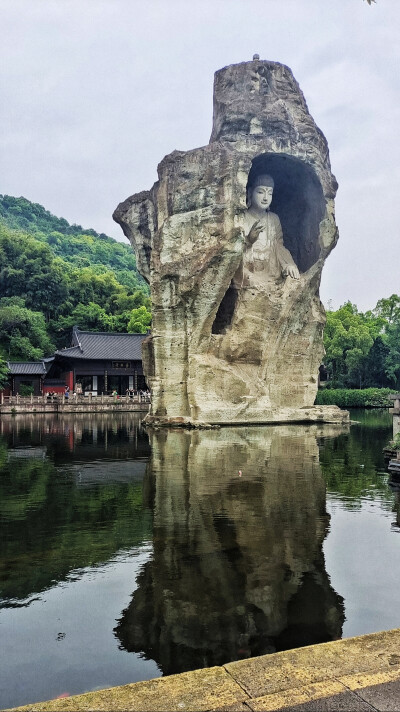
[315,388,396,408]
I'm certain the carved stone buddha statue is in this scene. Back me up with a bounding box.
[233,174,299,288]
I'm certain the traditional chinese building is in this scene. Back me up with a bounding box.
[46,327,148,395]
[3,327,148,397]
[3,361,49,396]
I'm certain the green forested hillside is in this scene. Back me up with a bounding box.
[0,195,151,363]
[0,194,144,290]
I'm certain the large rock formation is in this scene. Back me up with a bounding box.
[114,424,345,672]
[114,57,347,425]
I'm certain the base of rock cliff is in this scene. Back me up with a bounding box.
[144,405,349,428]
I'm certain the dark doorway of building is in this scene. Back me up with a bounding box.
[108,376,130,395]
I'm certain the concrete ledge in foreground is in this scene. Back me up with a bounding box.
[8,628,400,711]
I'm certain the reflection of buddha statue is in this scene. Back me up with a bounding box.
[234,174,299,288]
[115,426,345,674]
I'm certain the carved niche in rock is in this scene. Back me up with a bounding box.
[114,58,346,425]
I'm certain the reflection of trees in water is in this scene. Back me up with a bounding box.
[319,411,393,507]
[115,425,345,674]
[0,414,152,602]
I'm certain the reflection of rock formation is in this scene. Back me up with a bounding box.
[115,425,346,674]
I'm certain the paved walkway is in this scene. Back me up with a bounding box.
[8,628,400,711]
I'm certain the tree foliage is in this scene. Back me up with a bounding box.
[323,297,400,389]
[0,196,151,360]
[0,225,69,319]
[0,356,9,389]
[373,294,400,324]
[0,297,54,360]
[127,305,152,334]
[315,388,394,408]
[0,194,142,274]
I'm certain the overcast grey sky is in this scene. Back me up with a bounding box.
[1,0,399,311]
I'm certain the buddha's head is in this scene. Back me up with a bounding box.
[247,174,274,211]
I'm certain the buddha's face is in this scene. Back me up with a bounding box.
[251,185,273,211]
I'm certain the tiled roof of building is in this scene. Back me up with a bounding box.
[54,327,147,361]
[7,362,47,375]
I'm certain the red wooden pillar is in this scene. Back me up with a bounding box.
[65,371,74,391]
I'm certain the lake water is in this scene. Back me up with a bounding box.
[1,410,399,709]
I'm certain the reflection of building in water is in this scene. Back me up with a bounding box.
[115,425,346,674]
[0,413,150,463]
[7,447,46,461]
[71,460,147,486]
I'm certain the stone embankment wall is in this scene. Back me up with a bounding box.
[0,398,150,415]
[10,628,400,711]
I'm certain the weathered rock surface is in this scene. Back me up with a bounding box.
[114,58,346,425]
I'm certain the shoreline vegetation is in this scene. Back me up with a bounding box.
[315,388,396,409]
